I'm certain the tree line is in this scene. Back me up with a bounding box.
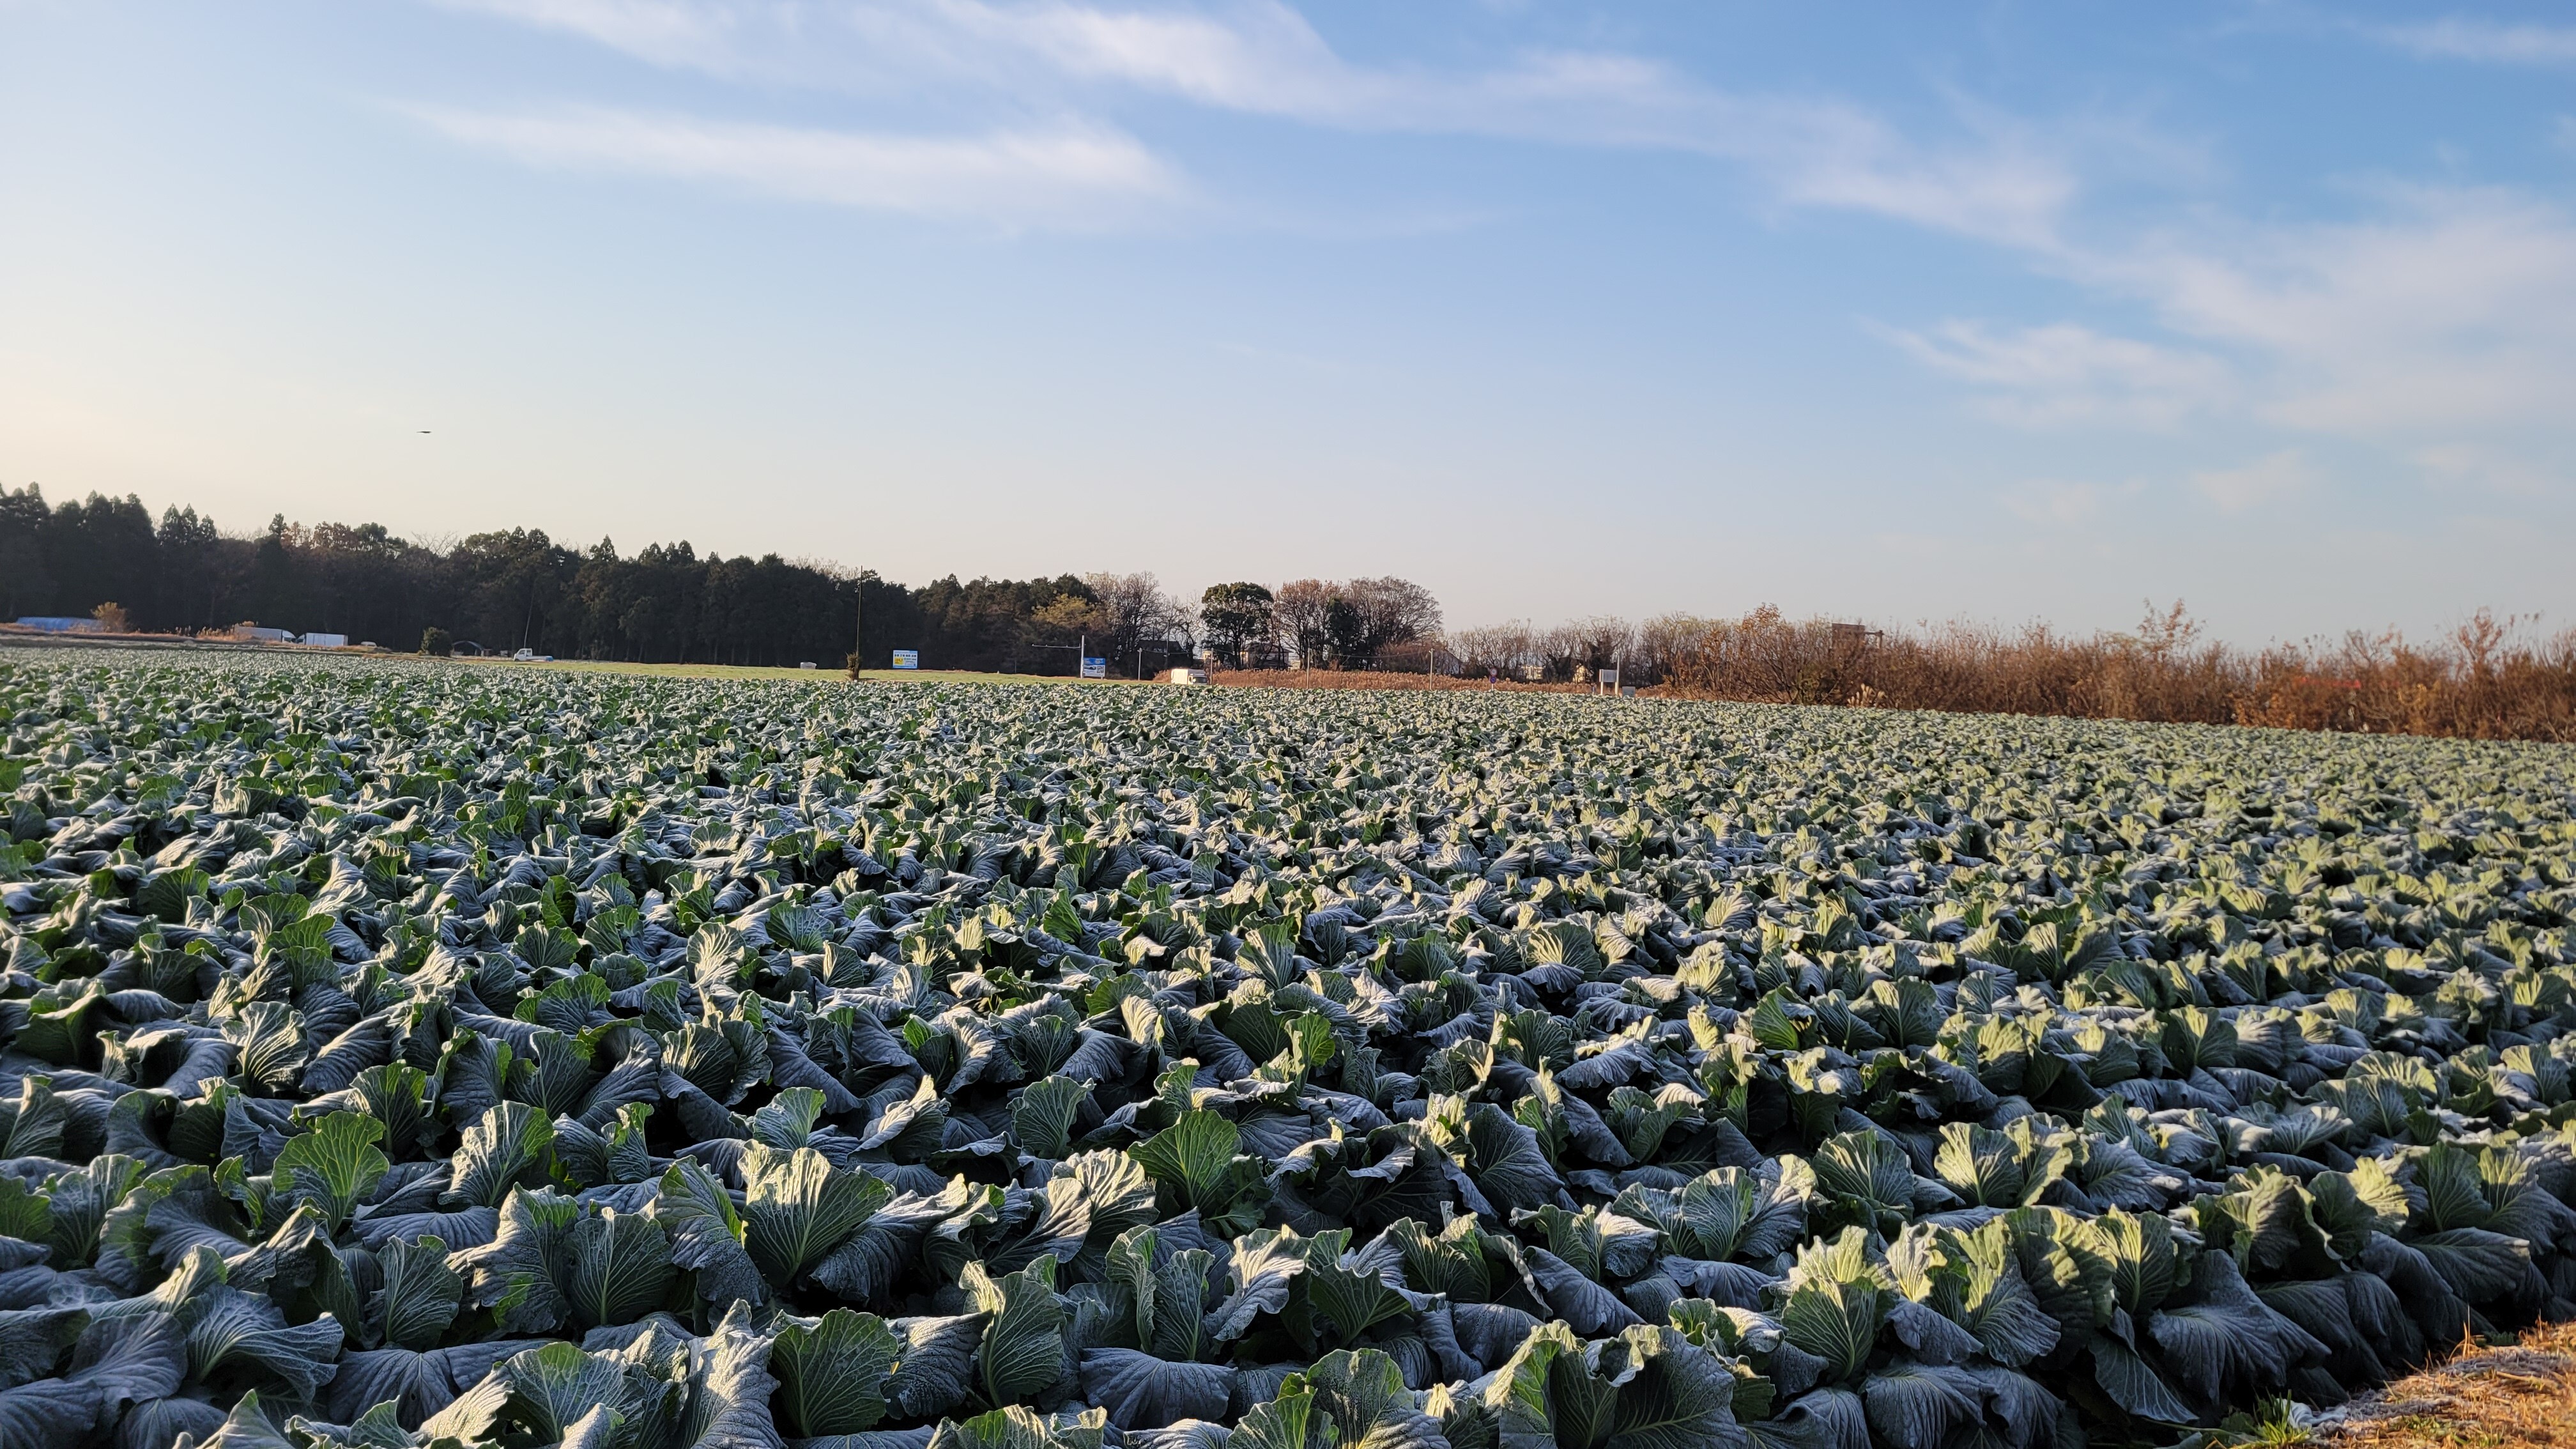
[0,486,1441,673]
[8,485,2570,739]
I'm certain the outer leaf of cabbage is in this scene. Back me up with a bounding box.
[885,1314,990,1422]
[191,1388,289,1449]
[450,1187,578,1333]
[181,1286,343,1400]
[2087,1338,2192,1424]
[445,1102,556,1210]
[1080,1348,1237,1431]
[965,1257,1069,1409]
[649,1159,769,1309]
[65,1312,185,1414]
[772,1308,901,1438]
[1755,1384,1867,1449]
[1487,1319,1587,1449]
[1860,1360,1979,1449]
[0,1306,84,1391]
[928,1404,1109,1449]
[1015,1078,1092,1162]
[373,1234,463,1350]
[562,1208,677,1331]
[1597,1325,1747,1449]
[668,1300,786,1449]
[741,1144,892,1289]
[1209,1229,1312,1343]
[1778,1275,1886,1383]
[501,1340,634,1441]
[1804,1133,1917,1243]
[1236,1374,1330,1449]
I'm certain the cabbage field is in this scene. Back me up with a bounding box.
[3,650,2575,1449]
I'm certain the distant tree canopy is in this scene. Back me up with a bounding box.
[1273,576,1442,668]
[1199,583,1275,667]
[0,485,1440,674]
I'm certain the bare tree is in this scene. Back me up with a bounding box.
[1345,577,1442,665]
[1634,613,1711,684]
[1275,579,1333,668]
[1452,621,1538,678]
[1537,622,1591,682]
[1567,616,1637,680]
[1445,615,1703,682]
[1083,571,1195,673]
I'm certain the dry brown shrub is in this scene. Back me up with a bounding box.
[1653,604,2576,742]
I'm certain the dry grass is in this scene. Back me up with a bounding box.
[1650,606,2576,743]
[1218,605,2576,742]
[1207,668,1592,694]
[2326,1322,2576,1449]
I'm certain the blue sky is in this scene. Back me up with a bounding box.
[3,1,2572,643]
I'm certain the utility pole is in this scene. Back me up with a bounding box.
[852,573,865,677]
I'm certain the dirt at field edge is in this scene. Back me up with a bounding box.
[2320,1322,2576,1449]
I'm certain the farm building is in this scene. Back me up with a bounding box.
[9,616,105,633]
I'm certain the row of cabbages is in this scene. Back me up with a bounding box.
[1,652,2574,1449]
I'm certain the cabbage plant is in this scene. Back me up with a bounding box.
[0,650,2570,1449]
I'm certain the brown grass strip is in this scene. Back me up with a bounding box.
[2328,1324,2576,1449]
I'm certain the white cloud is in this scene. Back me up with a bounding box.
[1889,321,2230,427]
[1877,185,2576,440]
[2191,450,2315,513]
[2414,443,2566,498]
[428,0,785,73]
[422,2,2576,451]
[424,0,2087,248]
[2373,17,2576,65]
[406,105,1179,222]
[986,4,2090,249]
[2000,478,2131,525]
[2113,187,2576,433]
[950,0,1384,117]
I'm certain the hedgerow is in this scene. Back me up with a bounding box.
[1,651,2573,1449]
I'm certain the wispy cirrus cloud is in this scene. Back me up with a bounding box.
[1894,183,2576,457]
[2140,188,2576,433]
[1887,321,2230,427]
[1998,477,2140,525]
[420,0,2089,246]
[2370,15,2576,65]
[408,104,1179,223]
[415,0,2576,502]
[2415,443,2568,498]
[2191,449,2316,513]
[429,0,759,70]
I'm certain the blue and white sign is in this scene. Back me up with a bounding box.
[1080,657,1108,679]
[891,650,919,670]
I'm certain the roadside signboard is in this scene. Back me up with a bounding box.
[1080,657,1107,679]
[891,650,919,670]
